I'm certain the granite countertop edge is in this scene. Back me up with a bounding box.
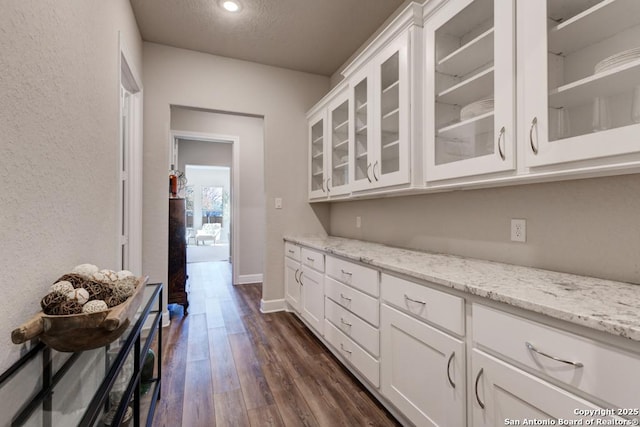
[284,235,640,343]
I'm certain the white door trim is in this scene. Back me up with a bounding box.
[169,129,242,286]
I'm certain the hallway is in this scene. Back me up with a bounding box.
[152,261,400,426]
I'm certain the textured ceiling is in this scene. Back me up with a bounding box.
[130,0,406,76]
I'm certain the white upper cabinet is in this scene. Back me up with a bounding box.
[521,0,640,168]
[424,0,516,182]
[308,109,328,199]
[327,88,352,196]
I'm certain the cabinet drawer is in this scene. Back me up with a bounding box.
[381,274,465,336]
[324,319,380,388]
[325,297,379,357]
[284,242,300,261]
[326,256,379,297]
[473,304,640,409]
[301,247,324,272]
[325,276,379,327]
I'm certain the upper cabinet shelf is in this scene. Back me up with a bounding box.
[437,66,494,106]
[548,0,640,55]
[437,28,494,76]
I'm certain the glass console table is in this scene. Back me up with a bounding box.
[0,283,163,427]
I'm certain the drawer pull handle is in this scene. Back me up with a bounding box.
[340,269,352,276]
[306,257,315,262]
[446,352,456,389]
[404,294,426,305]
[529,117,538,155]
[525,342,583,368]
[340,293,352,302]
[340,343,352,354]
[288,249,295,254]
[475,368,485,409]
[340,317,352,327]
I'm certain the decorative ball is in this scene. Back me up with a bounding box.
[117,270,134,280]
[71,264,99,279]
[113,282,135,299]
[105,294,128,308]
[41,292,66,313]
[82,300,108,313]
[80,280,112,300]
[50,281,74,295]
[116,276,138,288]
[55,273,86,288]
[66,288,90,305]
[53,300,83,315]
[92,269,119,284]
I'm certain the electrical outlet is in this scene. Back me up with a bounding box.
[356,216,361,228]
[511,219,526,242]
[274,198,282,209]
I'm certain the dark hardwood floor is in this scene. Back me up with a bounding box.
[152,261,401,427]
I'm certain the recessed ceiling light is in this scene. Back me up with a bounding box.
[222,1,240,12]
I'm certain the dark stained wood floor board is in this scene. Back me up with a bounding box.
[152,261,400,427]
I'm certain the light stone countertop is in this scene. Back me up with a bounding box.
[284,235,640,342]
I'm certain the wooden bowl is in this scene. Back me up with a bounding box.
[12,276,148,352]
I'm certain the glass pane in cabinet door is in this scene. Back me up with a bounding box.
[433,0,495,165]
[331,100,349,188]
[546,0,640,142]
[380,51,400,175]
[354,79,370,184]
[310,120,324,192]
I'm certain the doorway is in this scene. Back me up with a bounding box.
[184,165,231,263]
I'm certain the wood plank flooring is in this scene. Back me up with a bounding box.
[152,261,401,427]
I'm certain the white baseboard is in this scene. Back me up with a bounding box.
[237,273,263,285]
[162,310,171,327]
[260,298,286,313]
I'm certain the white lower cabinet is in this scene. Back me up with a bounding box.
[299,265,324,335]
[471,349,622,427]
[381,304,466,427]
[284,256,302,312]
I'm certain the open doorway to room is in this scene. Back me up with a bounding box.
[184,165,231,263]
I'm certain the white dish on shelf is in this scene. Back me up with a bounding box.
[594,47,640,74]
[460,97,494,121]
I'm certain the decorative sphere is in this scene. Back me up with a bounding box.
[117,270,134,280]
[92,269,119,284]
[71,264,99,279]
[41,292,66,313]
[66,288,90,305]
[82,300,109,313]
[50,281,74,294]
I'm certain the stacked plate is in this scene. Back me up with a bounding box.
[460,97,494,121]
[594,47,640,74]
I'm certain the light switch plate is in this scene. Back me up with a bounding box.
[275,198,282,209]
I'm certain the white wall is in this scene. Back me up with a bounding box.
[0,0,142,406]
[330,174,640,284]
[172,109,264,278]
[184,165,231,243]
[142,43,330,303]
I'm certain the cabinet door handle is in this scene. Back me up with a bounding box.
[497,126,506,161]
[340,317,352,327]
[321,179,326,193]
[475,368,485,409]
[326,178,331,192]
[340,343,352,354]
[372,161,379,181]
[340,293,352,302]
[366,163,372,183]
[529,117,539,154]
[404,294,426,305]
[525,342,584,368]
[299,271,304,286]
[294,269,300,283]
[340,269,352,276]
[446,352,456,389]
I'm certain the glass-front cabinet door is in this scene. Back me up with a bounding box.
[424,0,515,182]
[351,71,374,191]
[374,34,411,188]
[308,110,328,199]
[327,90,351,196]
[521,0,640,168]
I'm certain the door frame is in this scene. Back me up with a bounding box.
[169,129,241,285]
